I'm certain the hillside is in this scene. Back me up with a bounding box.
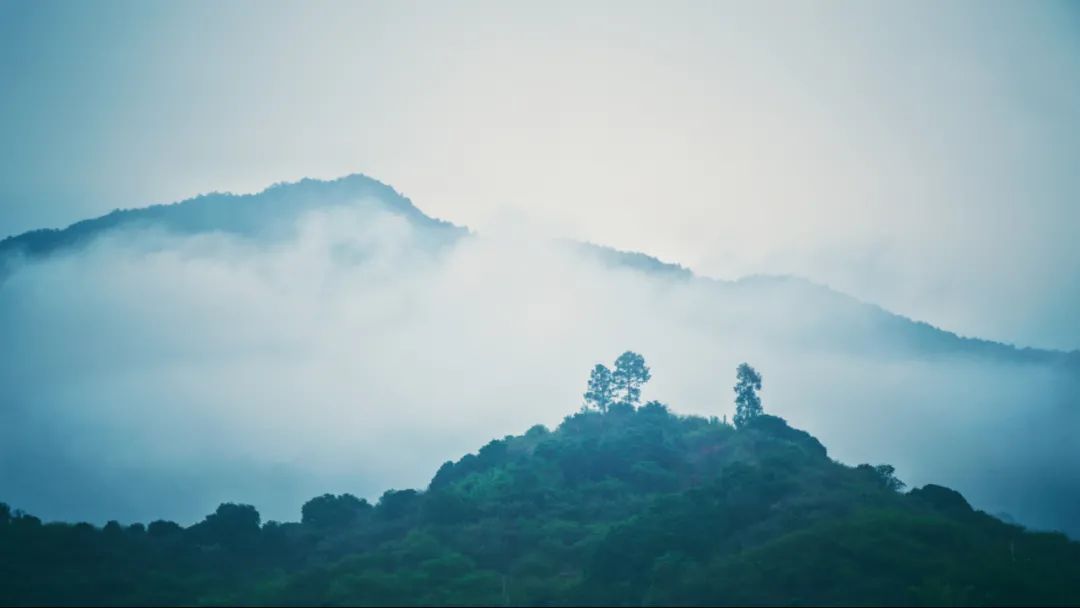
[0,175,465,271]
[3,394,1078,606]
[1,173,1077,537]
[2,174,1076,370]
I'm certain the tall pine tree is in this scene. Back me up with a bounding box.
[612,351,651,408]
[584,364,615,412]
[733,363,763,428]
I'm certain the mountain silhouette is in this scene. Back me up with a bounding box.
[2,173,1075,367]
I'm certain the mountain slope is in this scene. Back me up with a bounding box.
[1,173,1077,537]
[2,405,1078,606]
[1,173,1074,367]
[0,174,464,265]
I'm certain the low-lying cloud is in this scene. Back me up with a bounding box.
[1,200,1077,538]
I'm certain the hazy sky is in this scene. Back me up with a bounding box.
[2,0,1079,349]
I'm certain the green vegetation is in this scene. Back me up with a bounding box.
[733,362,763,428]
[584,351,652,412]
[2,356,1078,606]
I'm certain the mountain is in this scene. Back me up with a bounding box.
[2,173,1075,368]
[1,173,1077,538]
[2,404,1078,606]
[0,174,464,264]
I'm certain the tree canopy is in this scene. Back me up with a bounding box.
[583,363,615,412]
[301,493,371,528]
[1,357,1078,606]
[584,351,652,413]
[733,362,763,428]
[612,351,651,407]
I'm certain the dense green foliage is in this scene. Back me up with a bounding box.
[1,353,1077,606]
[2,402,1078,606]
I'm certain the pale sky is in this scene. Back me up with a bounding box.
[2,0,1079,349]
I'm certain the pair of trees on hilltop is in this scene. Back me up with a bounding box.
[584,352,652,412]
[583,352,764,428]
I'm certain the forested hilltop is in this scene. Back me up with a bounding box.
[2,355,1079,606]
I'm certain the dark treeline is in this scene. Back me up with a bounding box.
[2,354,1079,606]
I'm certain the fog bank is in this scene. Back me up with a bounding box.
[1,200,1076,536]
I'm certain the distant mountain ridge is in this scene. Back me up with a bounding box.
[2,172,1079,539]
[0,174,465,261]
[1,173,1076,369]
